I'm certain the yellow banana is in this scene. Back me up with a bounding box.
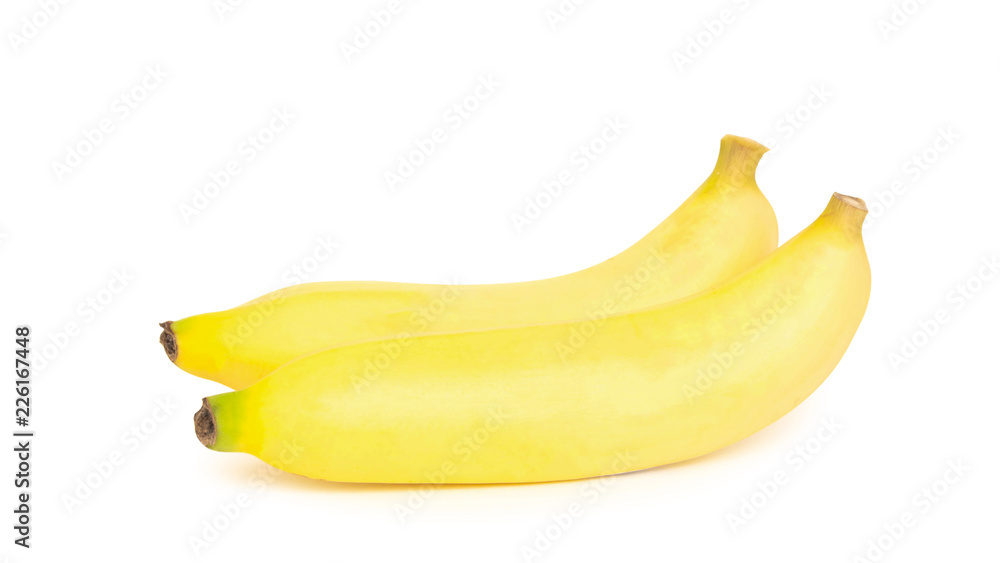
[195,193,870,484]
[162,135,777,389]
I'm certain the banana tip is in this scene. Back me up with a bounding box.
[159,321,178,363]
[721,134,769,155]
[715,134,769,182]
[194,398,217,448]
[833,192,867,212]
[823,193,868,234]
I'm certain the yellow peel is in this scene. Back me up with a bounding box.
[198,194,870,484]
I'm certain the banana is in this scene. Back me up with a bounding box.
[195,194,870,484]
[162,135,778,390]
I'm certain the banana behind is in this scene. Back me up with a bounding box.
[162,135,778,389]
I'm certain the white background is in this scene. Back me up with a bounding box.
[2,0,998,561]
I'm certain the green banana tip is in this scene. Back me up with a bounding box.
[159,321,178,363]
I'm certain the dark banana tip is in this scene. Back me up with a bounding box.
[159,321,178,363]
[194,398,216,448]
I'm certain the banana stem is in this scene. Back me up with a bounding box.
[713,134,769,186]
[823,193,868,235]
